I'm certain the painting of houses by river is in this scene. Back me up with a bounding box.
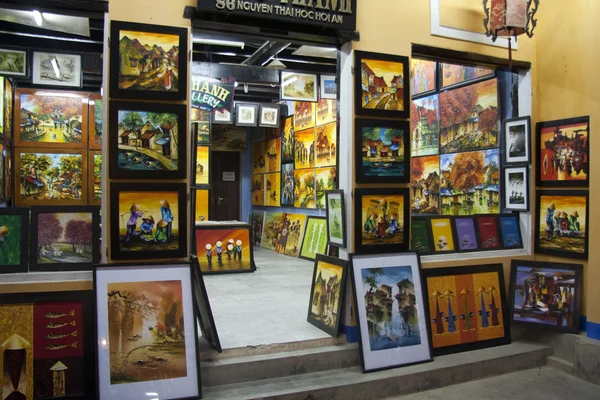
[35,212,94,264]
[360,57,406,112]
[411,155,440,215]
[411,94,440,157]
[358,122,407,182]
[309,259,344,333]
[19,151,84,202]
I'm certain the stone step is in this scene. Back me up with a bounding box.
[201,341,552,400]
[546,355,579,376]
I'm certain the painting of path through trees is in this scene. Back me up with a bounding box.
[36,212,94,263]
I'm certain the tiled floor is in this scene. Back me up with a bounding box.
[203,247,331,350]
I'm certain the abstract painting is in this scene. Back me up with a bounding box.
[88,151,102,206]
[307,255,347,336]
[499,214,523,249]
[439,79,499,154]
[280,163,294,207]
[423,264,510,356]
[299,217,328,261]
[315,167,336,210]
[281,72,317,102]
[194,225,255,274]
[325,190,346,248]
[411,155,440,214]
[410,94,440,157]
[249,211,264,247]
[0,48,27,77]
[281,116,294,163]
[477,215,501,250]
[503,116,530,165]
[536,116,589,187]
[316,98,337,126]
[262,212,307,257]
[265,172,281,207]
[320,75,337,100]
[535,190,588,259]
[355,119,409,184]
[355,51,409,119]
[211,125,247,152]
[430,217,456,253]
[315,122,337,167]
[190,255,222,352]
[503,166,529,211]
[441,63,494,88]
[110,21,188,101]
[194,145,210,186]
[509,260,582,333]
[192,188,209,222]
[0,208,29,274]
[410,218,432,254]
[89,94,103,150]
[294,168,316,209]
[294,102,316,131]
[32,52,81,88]
[351,253,432,372]
[410,58,436,96]
[266,138,281,173]
[455,217,480,252]
[294,128,315,169]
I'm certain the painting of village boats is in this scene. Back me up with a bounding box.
[294,128,315,169]
[356,189,407,254]
[316,167,336,209]
[195,227,254,273]
[440,148,500,215]
[262,212,307,258]
[411,155,440,214]
[411,94,440,157]
[441,63,494,88]
[307,256,347,336]
[294,168,316,209]
[281,72,317,102]
[315,122,336,168]
[439,79,499,154]
[410,58,436,96]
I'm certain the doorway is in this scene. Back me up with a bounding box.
[210,151,241,221]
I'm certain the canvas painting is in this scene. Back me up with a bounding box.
[0,143,4,200]
[281,116,294,164]
[355,119,409,184]
[0,77,3,138]
[315,122,336,168]
[410,218,432,254]
[455,217,479,252]
[252,141,267,175]
[0,48,27,76]
[89,152,102,205]
[280,163,294,207]
[535,190,588,259]
[299,217,328,261]
[281,72,317,102]
[236,103,258,127]
[320,75,337,100]
[411,155,440,215]
[193,188,209,222]
[193,119,210,146]
[265,172,281,207]
[537,116,589,187]
[499,215,523,249]
[211,125,247,152]
[294,102,316,132]
[477,216,501,250]
[410,94,440,157]
[424,264,510,355]
[90,95,103,149]
[259,105,279,128]
[294,128,315,169]
[0,208,29,274]
[316,99,337,126]
[249,211,264,247]
[266,138,281,173]
[503,116,530,164]
[294,168,316,209]
[4,78,13,141]
[439,79,499,154]
[316,167,336,210]
[504,166,529,211]
[410,58,436,96]
[32,52,81,88]
[430,217,455,253]
[325,190,346,248]
[441,63,494,88]
[307,255,347,336]
[194,145,210,185]
[262,212,307,257]
[440,148,500,216]
[509,260,582,333]
[251,174,265,206]
[194,226,254,274]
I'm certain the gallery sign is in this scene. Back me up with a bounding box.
[191,75,235,112]
[196,0,357,31]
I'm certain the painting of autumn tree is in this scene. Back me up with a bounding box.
[36,212,94,263]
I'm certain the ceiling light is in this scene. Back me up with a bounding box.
[32,10,43,26]
[50,58,60,78]
[266,58,287,70]
[213,52,237,57]
[244,83,249,94]
[292,45,337,59]
[192,37,245,49]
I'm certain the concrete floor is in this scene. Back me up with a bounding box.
[389,367,599,400]
[203,247,331,350]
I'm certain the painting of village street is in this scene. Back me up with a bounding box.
[294,128,315,170]
[358,123,406,182]
[411,94,440,157]
[35,212,94,264]
[361,266,421,351]
[316,167,336,209]
[195,227,252,273]
[294,168,316,209]
[309,260,344,332]
[262,212,307,257]
[439,79,499,154]
[411,155,440,214]
[539,118,589,184]
[537,193,587,257]
[118,29,181,92]
[440,148,500,215]
[19,93,84,146]
[315,122,336,168]
[19,152,84,202]
[360,194,405,247]
[107,280,188,384]
[360,58,406,112]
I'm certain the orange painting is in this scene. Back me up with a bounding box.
[316,99,337,126]
[294,168,316,209]
[537,192,587,256]
[252,141,267,174]
[411,155,440,214]
[360,58,405,111]
[264,172,280,207]
[294,128,315,169]
[195,146,209,185]
[294,102,316,131]
[251,174,264,206]
[360,194,405,246]
[315,122,336,167]
[539,119,589,183]
[266,138,281,172]
[194,227,253,272]
[194,189,209,222]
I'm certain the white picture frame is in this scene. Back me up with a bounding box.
[259,104,280,128]
[235,103,258,127]
[33,51,82,88]
[320,74,337,100]
[281,71,318,102]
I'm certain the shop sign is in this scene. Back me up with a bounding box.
[191,75,235,112]
[197,0,357,31]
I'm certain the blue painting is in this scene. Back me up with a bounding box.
[499,215,522,248]
[455,217,478,251]
[359,125,406,180]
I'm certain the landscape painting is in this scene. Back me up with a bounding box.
[212,125,247,152]
[316,167,336,209]
[281,72,317,102]
[194,226,254,273]
[251,174,264,206]
[281,163,294,207]
[90,96,103,149]
[0,209,28,273]
[299,217,328,261]
[315,122,336,167]
[441,63,494,88]
[411,58,436,96]
[265,172,281,207]
[411,155,440,215]
[262,212,307,257]
[0,48,27,76]
[440,148,500,215]
[439,79,499,154]
[294,168,316,209]
[316,99,337,126]
[281,116,294,163]
[294,102,316,132]
[32,52,81,87]
[411,94,440,157]
[307,255,347,336]
[294,128,315,169]
[430,217,455,253]
[89,152,102,205]
[194,145,210,185]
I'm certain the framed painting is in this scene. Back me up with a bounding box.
[109,182,187,260]
[15,88,88,148]
[294,102,316,131]
[315,167,336,209]
[503,116,531,165]
[193,224,255,274]
[410,94,440,157]
[503,166,529,212]
[0,77,3,140]
[29,206,100,271]
[430,217,456,254]
[354,187,410,254]
[410,217,433,255]
[109,101,186,180]
[95,263,201,399]
[355,118,410,184]
[316,98,337,126]
[410,58,436,97]
[294,128,315,169]
[259,104,280,128]
[281,116,294,164]
[440,148,500,216]
[411,155,440,214]
[315,122,337,168]
[325,190,346,248]
[212,108,233,125]
[423,264,511,356]
[440,63,494,89]
[110,21,188,101]
[354,50,410,119]
[294,168,316,209]
[320,74,337,100]
[194,145,210,186]
[350,252,432,372]
[476,215,501,250]
[0,290,96,399]
[509,260,582,333]
[192,187,210,222]
[280,163,294,207]
[212,125,247,152]
[281,71,318,102]
[32,51,82,88]
[190,255,222,352]
[249,211,265,247]
[439,79,499,154]
[88,151,102,206]
[251,174,265,206]
[192,107,211,145]
[0,47,27,77]
[89,94,103,150]
[535,190,589,259]
[15,148,87,206]
[0,207,29,274]
[265,172,281,207]
[4,78,13,142]
[262,212,307,257]
[536,116,589,187]
[307,254,347,337]
[299,216,328,261]
[499,214,523,249]
[454,216,481,253]
[235,103,258,127]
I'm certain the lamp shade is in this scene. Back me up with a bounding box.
[484,0,539,41]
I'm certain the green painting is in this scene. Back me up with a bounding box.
[0,214,22,266]
[328,198,343,241]
[299,217,327,261]
[410,219,432,254]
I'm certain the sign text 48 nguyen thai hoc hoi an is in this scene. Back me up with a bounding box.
[197,0,357,31]
[191,76,235,112]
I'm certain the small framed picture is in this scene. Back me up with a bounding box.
[320,74,337,100]
[503,116,531,165]
[281,71,318,102]
[213,108,233,125]
[32,51,82,88]
[0,47,28,77]
[503,166,529,211]
[259,104,280,128]
[299,216,328,261]
[476,215,502,250]
[325,190,347,248]
[499,214,524,249]
[0,207,30,274]
[235,103,259,127]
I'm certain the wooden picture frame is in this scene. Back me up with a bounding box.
[0,207,30,274]
[354,50,410,119]
[476,215,502,251]
[88,150,102,206]
[281,71,318,102]
[307,254,348,337]
[410,216,434,255]
[320,74,337,100]
[325,190,347,248]
[429,216,457,254]
[88,93,103,150]
[0,47,28,77]
[453,216,482,253]
[299,216,328,261]
[502,165,529,212]
[499,214,524,249]
[109,21,188,101]
[258,104,280,128]
[190,255,222,352]
[32,51,82,88]
[235,103,259,127]
[503,116,531,165]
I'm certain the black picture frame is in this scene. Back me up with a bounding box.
[190,255,222,353]
[109,21,188,101]
[502,165,530,212]
[32,50,83,89]
[29,206,100,271]
[422,264,511,356]
[0,290,97,400]
[306,254,348,337]
[410,216,434,255]
[354,118,410,184]
[353,187,410,254]
[298,216,328,262]
[509,259,583,334]
[502,116,531,165]
[354,50,410,119]
[109,182,188,260]
[0,46,30,78]
[235,103,259,127]
[534,190,589,260]
[499,213,524,250]
[325,190,347,248]
[258,104,280,128]
[0,207,30,274]
[453,216,482,253]
[535,115,590,187]
[212,108,233,125]
[109,101,187,180]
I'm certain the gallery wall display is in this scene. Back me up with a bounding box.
[193,224,256,274]
[509,260,582,333]
[350,252,432,372]
[89,94,102,150]
[325,190,346,248]
[0,207,30,274]
[423,264,510,356]
[536,116,589,187]
[95,263,201,399]
[281,71,318,102]
[88,151,102,206]
[410,58,436,97]
[499,214,523,249]
[110,21,188,101]
[235,103,258,127]
[0,47,28,77]
[503,116,531,165]
[32,52,82,88]
[502,166,529,212]
[262,212,307,258]
[190,255,222,353]
[535,190,589,259]
[299,216,328,261]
